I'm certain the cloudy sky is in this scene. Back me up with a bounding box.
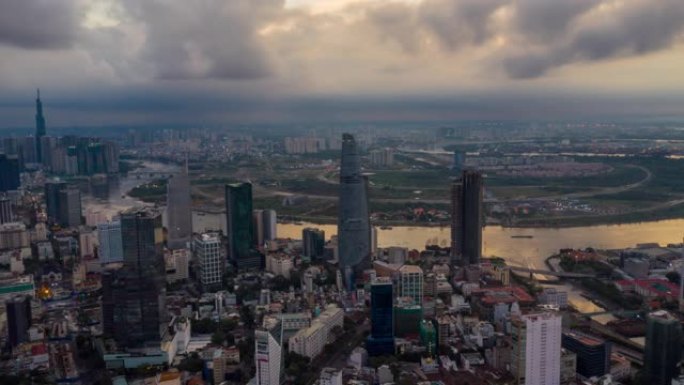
[1,0,684,128]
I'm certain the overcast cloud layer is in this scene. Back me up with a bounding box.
[1,0,684,126]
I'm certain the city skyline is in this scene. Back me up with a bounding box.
[2,0,684,127]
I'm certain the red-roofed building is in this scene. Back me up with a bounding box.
[615,279,679,301]
[470,286,535,320]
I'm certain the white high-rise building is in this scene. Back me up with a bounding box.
[256,318,283,385]
[511,312,562,385]
[399,265,423,306]
[195,233,222,290]
[97,221,123,264]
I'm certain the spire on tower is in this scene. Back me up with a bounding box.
[37,88,40,99]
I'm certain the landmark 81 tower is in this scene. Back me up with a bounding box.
[338,133,371,291]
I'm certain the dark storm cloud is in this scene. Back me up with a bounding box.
[503,0,684,78]
[365,0,506,52]
[0,0,78,49]
[512,0,600,43]
[120,0,281,80]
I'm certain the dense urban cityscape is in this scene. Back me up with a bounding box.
[1,89,684,385]
[3,1,684,385]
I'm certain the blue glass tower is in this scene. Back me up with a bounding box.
[366,278,395,356]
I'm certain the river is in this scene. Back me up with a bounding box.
[86,161,684,323]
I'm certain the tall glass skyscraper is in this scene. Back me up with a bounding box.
[166,162,192,249]
[451,169,483,266]
[337,133,371,290]
[35,89,46,164]
[366,278,394,356]
[645,310,682,385]
[102,208,167,348]
[226,183,261,270]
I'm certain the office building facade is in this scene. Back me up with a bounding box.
[102,208,167,348]
[98,221,123,264]
[225,183,261,270]
[645,310,682,385]
[561,331,611,379]
[303,228,325,261]
[166,165,192,249]
[451,169,483,266]
[399,265,423,306]
[195,233,222,291]
[338,133,371,290]
[366,278,394,356]
[0,154,20,192]
[58,186,81,227]
[6,295,31,348]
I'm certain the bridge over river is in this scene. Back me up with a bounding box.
[507,265,593,278]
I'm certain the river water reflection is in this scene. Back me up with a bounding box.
[87,161,684,322]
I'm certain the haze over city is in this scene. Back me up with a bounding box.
[2,0,684,126]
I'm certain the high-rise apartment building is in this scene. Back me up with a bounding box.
[303,228,325,261]
[166,164,192,249]
[366,278,394,356]
[451,169,483,266]
[195,233,222,291]
[225,183,261,270]
[338,134,371,290]
[645,310,682,385]
[255,318,284,385]
[399,265,423,306]
[102,208,167,348]
[511,312,562,385]
[98,220,123,264]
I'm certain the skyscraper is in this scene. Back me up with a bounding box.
[225,183,261,270]
[303,228,325,261]
[57,186,81,227]
[253,209,278,248]
[262,209,277,242]
[195,233,222,291]
[98,220,123,264]
[6,295,31,349]
[451,169,483,266]
[645,310,682,385]
[102,208,167,348]
[0,154,20,192]
[166,163,192,249]
[255,318,284,385]
[511,312,562,385]
[45,181,69,226]
[35,89,46,164]
[338,133,371,290]
[366,278,394,356]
